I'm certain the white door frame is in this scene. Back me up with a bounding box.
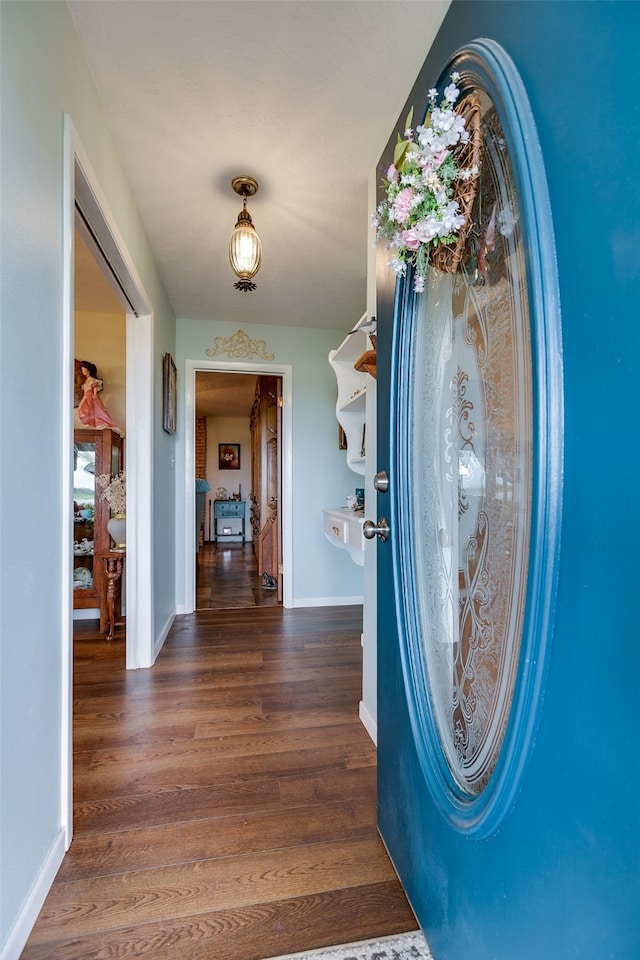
[62,117,155,839]
[182,358,293,612]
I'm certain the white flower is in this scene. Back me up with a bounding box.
[438,201,465,234]
[389,257,407,277]
[96,471,126,515]
[443,82,460,104]
[457,164,479,181]
[415,217,440,243]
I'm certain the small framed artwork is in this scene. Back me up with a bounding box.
[163,353,177,435]
[219,443,240,470]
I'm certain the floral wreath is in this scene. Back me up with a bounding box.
[372,74,480,292]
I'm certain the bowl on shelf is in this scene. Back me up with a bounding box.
[79,509,94,520]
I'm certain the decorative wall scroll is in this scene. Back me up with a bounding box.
[205,329,274,361]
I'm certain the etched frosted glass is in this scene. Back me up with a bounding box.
[408,99,532,794]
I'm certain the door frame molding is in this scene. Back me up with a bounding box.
[62,116,155,837]
[182,358,293,612]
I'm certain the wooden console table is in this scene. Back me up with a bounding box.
[98,550,125,642]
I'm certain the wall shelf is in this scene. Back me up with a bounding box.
[324,314,374,566]
[329,314,374,478]
[322,507,365,567]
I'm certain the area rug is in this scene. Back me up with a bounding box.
[262,930,433,960]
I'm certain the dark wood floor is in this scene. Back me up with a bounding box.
[22,551,416,959]
[197,541,280,609]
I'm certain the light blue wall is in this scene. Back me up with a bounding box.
[0,2,176,952]
[176,317,364,605]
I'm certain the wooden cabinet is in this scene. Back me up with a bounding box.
[73,429,123,611]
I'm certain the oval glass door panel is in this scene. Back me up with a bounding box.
[409,90,532,796]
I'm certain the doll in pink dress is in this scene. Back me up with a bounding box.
[76,361,124,435]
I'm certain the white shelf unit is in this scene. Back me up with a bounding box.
[322,507,365,567]
[329,314,372,477]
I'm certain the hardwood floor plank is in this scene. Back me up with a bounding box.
[56,800,378,882]
[23,549,415,960]
[76,721,371,779]
[28,837,398,940]
[73,741,373,805]
[22,881,416,960]
[72,778,284,835]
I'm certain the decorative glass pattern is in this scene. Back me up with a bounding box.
[408,94,532,795]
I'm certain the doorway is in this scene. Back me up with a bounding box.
[194,369,282,610]
[182,358,293,614]
[63,118,155,838]
[73,226,127,641]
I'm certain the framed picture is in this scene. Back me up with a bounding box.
[219,443,240,470]
[163,353,177,434]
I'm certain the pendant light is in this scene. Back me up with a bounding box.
[229,176,262,291]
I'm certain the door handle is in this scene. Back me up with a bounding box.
[363,518,390,542]
[373,470,389,493]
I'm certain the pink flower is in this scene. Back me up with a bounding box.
[400,228,421,251]
[390,187,416,224]
[432,149,450,168]
[386,164,399,183]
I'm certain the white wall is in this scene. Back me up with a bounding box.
[176,317,365,607]
[205,415,252,540]
[0,4,176,955]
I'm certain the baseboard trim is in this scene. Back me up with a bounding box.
[1,828,66,960]
[153,609,175,661]
[72,607,100,620]
[359,700,377,745]
[291,596,363,608]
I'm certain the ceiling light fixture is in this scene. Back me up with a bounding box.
[229,176,262,292]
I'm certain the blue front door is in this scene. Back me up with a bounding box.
[373,37,637,960]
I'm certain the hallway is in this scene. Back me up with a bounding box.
[196,540,280,610]
[22,556,415,959]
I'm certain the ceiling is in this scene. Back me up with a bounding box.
[195,370,258,418]
[68,0,449,332]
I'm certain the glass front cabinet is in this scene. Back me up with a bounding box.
[73,428,123,611]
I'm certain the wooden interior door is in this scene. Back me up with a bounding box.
[253,375,282,600]
[274,377,282,601]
